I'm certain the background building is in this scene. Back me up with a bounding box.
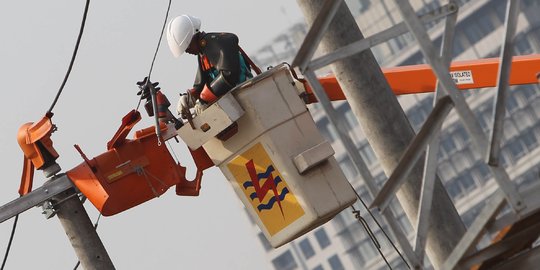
[249,0,540,269]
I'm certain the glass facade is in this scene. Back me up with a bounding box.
[272,250,297,270]
[314,228,331,250]
[299,239,316,259]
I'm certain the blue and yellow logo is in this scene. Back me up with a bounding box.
[228,143,304,236]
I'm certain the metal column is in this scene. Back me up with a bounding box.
[294,0,466,268]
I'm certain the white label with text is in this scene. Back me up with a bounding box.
[450,70,474,85]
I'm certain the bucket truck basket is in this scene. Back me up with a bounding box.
[177,64,357,247]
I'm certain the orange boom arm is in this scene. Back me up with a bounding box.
[304,54,540,103]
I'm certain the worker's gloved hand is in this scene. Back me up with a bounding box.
[177,90,198,118]
[136,77,160,99]
[194,100,208,116]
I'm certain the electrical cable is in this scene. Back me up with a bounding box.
[47,0,91,115]
[351,205,393,269]
[351,186,411,269]
[147,0,171,81]
[1,215,19,270]
[135,0,172,111]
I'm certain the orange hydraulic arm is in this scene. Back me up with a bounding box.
[304,54,540,103]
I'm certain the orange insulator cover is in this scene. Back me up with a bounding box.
[68,128,187,216]
[17,116,59,170]
[17,115,59,195]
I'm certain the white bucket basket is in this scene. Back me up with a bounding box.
[177,64,356,247]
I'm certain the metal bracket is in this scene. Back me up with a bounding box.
[40,200,56,219]
[0,175,74,223]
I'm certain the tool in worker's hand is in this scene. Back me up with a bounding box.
[177,90,197,118]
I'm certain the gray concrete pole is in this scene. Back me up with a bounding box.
[53,188,115,270]
[295,1,466,268]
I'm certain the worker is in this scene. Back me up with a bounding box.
[166,14,258,117]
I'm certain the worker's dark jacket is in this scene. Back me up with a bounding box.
[193,32,253,99]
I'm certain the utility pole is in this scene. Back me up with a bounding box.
[295,1,467,268]
[52,186,115,270]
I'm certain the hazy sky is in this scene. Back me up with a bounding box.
[0,1,304,269]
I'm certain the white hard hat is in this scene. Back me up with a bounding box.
[166,15,202,58]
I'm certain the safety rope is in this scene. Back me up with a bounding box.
[135,0,172,111]
[350,185,411,269]
[47,0,91,115]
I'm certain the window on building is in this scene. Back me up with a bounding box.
[452,34,467,57]
[505,139,527,161]
[339,156,357,180]
[518,169,540,189]
[495,1,507,22]
[326,122,339,142]
[463,21,484,45]
[272,250,298,270]
[328,255,345,270]
[461,201,485,227]
[315,228,331,249]
[359,144,377,166]
[374,173,386,187]
[439,161,457,181]
[532,100,540,120]
[514,110,534,131]
[358,0,371,12]
[441,136,458,156]
[515,35,533,55]
[471,162,491,184]
[453,126,470,148]
[258,232,272,251]
[458,174,476,193]
[520,132,539,151]
[398,213,413,233]
[516,85,539,102]
[506,94,520,113]
[451,151,471,172]
[355,186,369,202]
[407,107,427,131]
[344,109,359,128]
[299,238,316,259]
[446,178,462,199]
[503,120,519,141]
[316,118,338,142]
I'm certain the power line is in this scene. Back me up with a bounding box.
[2,1,92,268]
[47,0,91,115]
[135,0,172,111]
[147,0,172,80]
[1,215,19,270]
[351,186,411,269]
